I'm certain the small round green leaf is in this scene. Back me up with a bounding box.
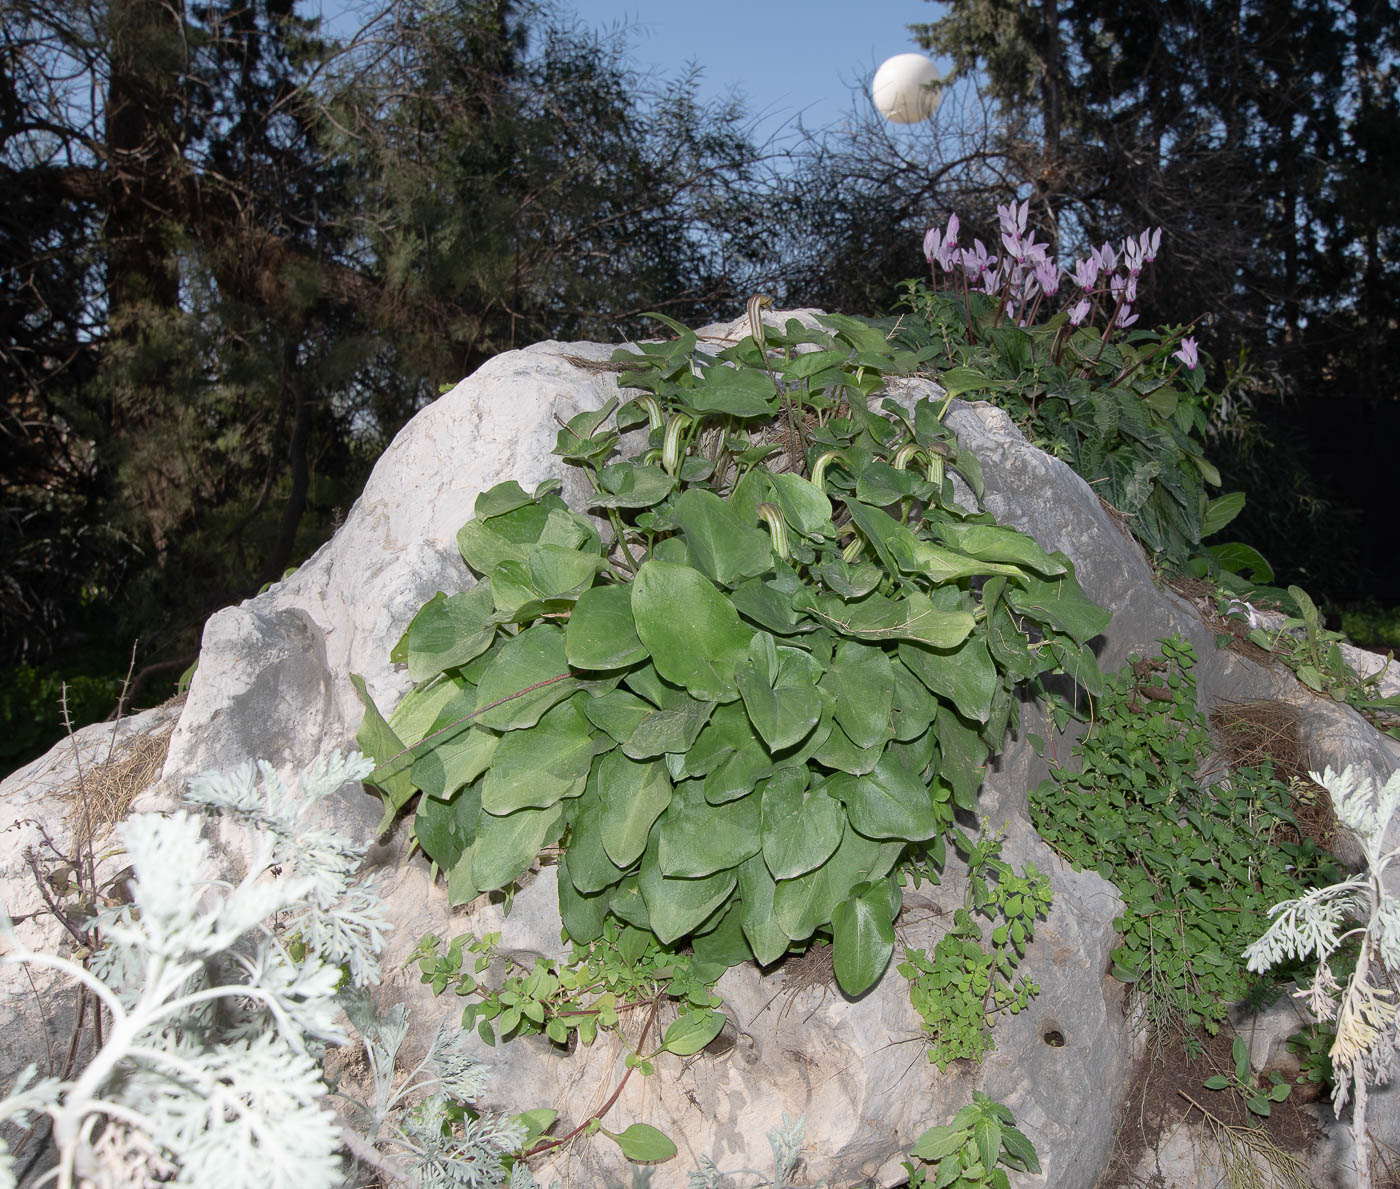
[660,1009,727,1056]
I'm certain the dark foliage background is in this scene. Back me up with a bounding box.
[2,0,1396,761]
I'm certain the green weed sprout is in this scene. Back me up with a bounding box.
[904,1091,1040,1188]
[1244,765,1400,1189]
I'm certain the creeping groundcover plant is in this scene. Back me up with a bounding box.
[356,300,1111,997]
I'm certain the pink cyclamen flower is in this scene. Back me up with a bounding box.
[997,199,1029,239]
[923,214,961,271]
[1113,304,1139,330]
[1093,242,1118,274]
[1140,227,1162,263]
[1068,298,1092,326]
[961,237,996,283]
[923,226,941,266]
[1033,257,1060,297]
[936,214,960,270]
[1110,273,1139,304]
[1173,337,1199,369]
[1072,256,1099,291]
[1123,237,1144,277]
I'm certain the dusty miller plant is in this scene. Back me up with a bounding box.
[0,751,530,1189]
[1244,765,1400,1189]
[686,1114,813,1189]
[336,991,536,1189]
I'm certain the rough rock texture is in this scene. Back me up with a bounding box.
[0,701,183,1091]
[4,309,1399,1187]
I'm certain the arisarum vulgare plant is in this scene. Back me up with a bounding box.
[899,198,1249,578]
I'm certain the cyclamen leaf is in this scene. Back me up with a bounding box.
[622,692,716,760]
[588,463,676,509]
[583,688,655,744]
[638,847,737,945]
[810,722,884,775]
[821,639,895,749]
[595,750,673,869]
[526,544,606,599]
[351,675,417,833]
[1006,568,1111,645]
[411,709,498,802]
[737,854,791,965]
[659,780,762,877]
[767,471,835,539]
[814,559,883,599]
[473,479,537,520]
[481,697,605,813]
[561,781,628,894]
[736,643,823,753]
[932,521,1065,576]
[457,519,531,575]
[471,624,581,730]
[679,700,760,777]
[469,802,564,892]
[898,636,998,724]
[704,743,775,805]
[798,590,974,649]
[824,756,942,841]
[730,577,806,634]
[773,827,902,941]
[682,366,777,417]
[414,781,481,870]
[888,535,1029,586]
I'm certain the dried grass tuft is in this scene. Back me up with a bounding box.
[1210,698,1337,849]
[64,726,172,853]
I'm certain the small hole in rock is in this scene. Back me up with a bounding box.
[1042,1027,1065,1048]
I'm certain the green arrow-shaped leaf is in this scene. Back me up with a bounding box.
[632,561,752,701]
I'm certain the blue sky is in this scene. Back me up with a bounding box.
[559,1,945,138]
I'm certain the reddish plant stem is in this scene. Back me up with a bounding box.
[522,997,663,1160]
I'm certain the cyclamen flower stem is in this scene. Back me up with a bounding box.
[1025,291,1045,327]
[1093,290,1130,364]
[958,269,975,344]
[1108,356,1151,389]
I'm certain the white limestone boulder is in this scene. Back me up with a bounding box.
[4,310,1398,1187]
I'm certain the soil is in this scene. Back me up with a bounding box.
[1163,574,1276,667]
[1094,1025,1323,1189]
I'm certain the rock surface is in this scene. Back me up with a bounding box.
[3,309,1399,1187]
[0,701,183,1093]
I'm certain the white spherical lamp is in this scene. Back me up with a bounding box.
[872,53,942,124]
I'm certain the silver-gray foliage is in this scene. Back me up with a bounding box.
[1245,765,1400,1189]
[0,750,532,1189]
[687,1116,814,1189]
